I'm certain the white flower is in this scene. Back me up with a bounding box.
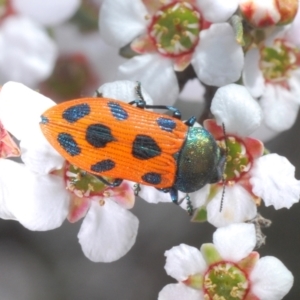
[100,0,243,105]
[0,15,57,87]
[200,84,300,227]
[243,9,300,132]
[0,81,143,262]
[159,223,294,300]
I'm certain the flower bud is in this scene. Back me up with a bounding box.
[239,0,299,28]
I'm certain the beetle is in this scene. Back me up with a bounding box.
[40,83,226,211]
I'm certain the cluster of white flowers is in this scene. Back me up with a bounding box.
[0,0,299,299]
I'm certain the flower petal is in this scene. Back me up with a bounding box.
[164,244,207,281]
[78,200,139,262]
[250,256,293,300]
[192,23,243,87]
[68,195,91,223]
[12,0,80,26]
[260,84,299,132]
[213,223,256,262]
[0,82,55,140]
[99,0,148,47]
[118,54,179,105]
[0,159,69,231]
[243,48,265,98]
[106,180,135,209]
[211,83,262,136]
[207,185,257,227]
[250,154,300,209]
[158,283,202,300]
[196,0,239,23]
[97,80,153,105]
[0,82,65,173]
[0,16,57,86]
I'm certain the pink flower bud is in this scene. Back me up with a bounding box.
[240,0,298,28]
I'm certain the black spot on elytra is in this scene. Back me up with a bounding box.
[57,133,80,156]
[142,172,162,185]
[108,101,128,120]
[132,135,161,160]
[62,103,90,123]
[157,117,176,132]
[91,159,115,173]
[86,123,116,148]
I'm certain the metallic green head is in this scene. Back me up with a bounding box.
[174,126,226,193]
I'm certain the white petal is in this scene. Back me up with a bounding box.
[97,80,153,105]
[20,127,65,174]
[12,0,80,26]
[0,82,64,173]
[0,160,69,231]
[196,0,239,23]
[213,223,256,262]
[250,256,294,300]
[78,200,139,262]
[260,84,299,132]
[100,0,148,47]
[0,162,17,220]
[158,283,202,300]
[164,244,207,281]
[243,48,265,98]
[185,186,209,209]
[180,184,210,210]
[0,16,57,87]
[118,54,179,105]
[211,83,262,136]
[0,82,55,139]
[289,69,300,102]
[192,23,243,87]
[207,185,257,227]
[250,121,280,143]
[250,154,300,209]
[178,78,205,102]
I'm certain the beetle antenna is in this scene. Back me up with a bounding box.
[135,81,146,103]
[220,123,228,212]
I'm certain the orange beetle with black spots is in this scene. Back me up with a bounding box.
[40,84,225,211]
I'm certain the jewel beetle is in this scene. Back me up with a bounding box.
[40,83,226,208]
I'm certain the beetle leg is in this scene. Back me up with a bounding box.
[184,116,196,127]
[95,90,102,97]
[131,83,182,119]
[157,187,178,204]
[133,183,141,196]
[94,175,123,187]
[185,194,194,216]
[169,187,178,204]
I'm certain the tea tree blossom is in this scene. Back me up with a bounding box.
[100,0,243,104]
[243,7,300,132]
[199,84,300,227]
[0,81,148,262]
[159,223,294,300]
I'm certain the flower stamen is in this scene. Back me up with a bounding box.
[148,1,201,57]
